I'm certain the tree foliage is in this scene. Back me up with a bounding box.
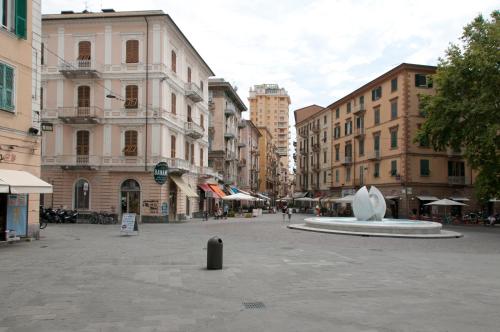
[416,10,500,202]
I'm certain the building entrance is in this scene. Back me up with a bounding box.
[121,179,141,217]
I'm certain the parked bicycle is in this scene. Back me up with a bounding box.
[89,211,117,224]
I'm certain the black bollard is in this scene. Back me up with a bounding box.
[207,237,223,270]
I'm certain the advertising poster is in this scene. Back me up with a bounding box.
[7,194,28,237]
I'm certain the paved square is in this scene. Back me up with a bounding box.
[1,214,500,331]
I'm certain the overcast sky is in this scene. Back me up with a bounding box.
[42,0,498,168]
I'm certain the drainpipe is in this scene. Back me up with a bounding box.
[144,16,149,172]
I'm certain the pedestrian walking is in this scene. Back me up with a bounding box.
[223,204,229,219]
[287,207,292,222]
[282,205,287,221]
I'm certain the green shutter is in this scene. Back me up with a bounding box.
[5,66,13,109]
[15,0,27,39]
[0,64,4,108]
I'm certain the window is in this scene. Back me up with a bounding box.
[335,145,339,161]
[448,161,465,177]
[420,159,430,176]
[374,107,380,125]
[78,41,91,61]
[200,148,204,167]
[344,120,352,136]
[171,93,176,114]
[391,99,398,119]
[335,169,339,182]
[185,141,189,160]
[346,167,351,181]
[347,102,351,113]
[187,105,192,122]
[390,160,397,176]
[371,86,382,101]
[391,78,398,92]
[390,129,398,148]
[77,85,90,114]
[335,108,339,119]
[323,150,327,163]
[334,126,341,139]
[323,115,327,124]
[190,144,194,165]
[126,40,139,63]
[374,162,380,177]
[125,85,138,109]
[359,95,364,109]
[187,67,192,83]
[1,0,27,38]
[171,50,177,73]
[417,124,430,147]
[76,130,89,156]
[200,114,204,130]
[0,62,14,111]
[200,80,204,92]
[41,42,44,65]
[170,135,176,158]
[40,87,43,110]
[359,138,364,156]
[124,130,138,156]
[345,143,352,158]
[374,134,380,152]
[323,171,327,183]
[415,74,432,88]
[74,179,90,210]
[323,131,327,142]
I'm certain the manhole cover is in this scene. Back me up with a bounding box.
[243,302,265,309]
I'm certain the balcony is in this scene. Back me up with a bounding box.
[225,151,237,161]
[341,156,353,165]
[59,60,102,79]
[298,130,307,138]
[56,106,102,124]
[312,163,321,172]
[368,150,381,160]
[238,142,247,148]
[201,167,223,181]
[311,125,320,134]
[448,149,463,158]
[448,176,465,185]
[354,127,365,138]
[224,106,236,117]
[312,143,320,152]
[238,120,247,128]
[42,155,100,170]
[354,104,366,114]
[224,130,236,139]
[184,121,204,139]
[185,82,203,102]
[166,158,191,174]
[276,147,288,156]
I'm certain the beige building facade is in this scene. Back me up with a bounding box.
[295,63,478,218]
[249,84,291,198]
[0,0,47,240]
[257,127,278,198]
[238,120,260,193]
[207,78,246,187]
[40,10,217,222]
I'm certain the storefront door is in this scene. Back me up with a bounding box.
[121,180,141,216]
[169,181,177,221]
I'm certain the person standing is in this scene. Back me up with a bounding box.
[287,207,292,222]
[282,205,287,221]
[223,204,229,219]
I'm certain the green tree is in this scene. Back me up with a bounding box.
[416,10,500,202]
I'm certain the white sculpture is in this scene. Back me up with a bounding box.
[352,186,386,221]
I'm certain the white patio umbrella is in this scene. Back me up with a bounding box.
[333,195,355,203]
[295,197,314,202]
[425,199,467,220]
[222,193,257,201]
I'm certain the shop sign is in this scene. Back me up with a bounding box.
[120,213,138,235]
[153,162,168,185]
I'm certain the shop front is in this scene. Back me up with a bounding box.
[0,170,52,241]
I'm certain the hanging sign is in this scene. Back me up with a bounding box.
[120,213,138,235]
[153,162,168,185]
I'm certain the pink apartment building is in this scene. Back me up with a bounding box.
[40,10,218,222]
[238,120,261,193]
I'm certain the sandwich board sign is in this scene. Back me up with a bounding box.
[120,213,138,235]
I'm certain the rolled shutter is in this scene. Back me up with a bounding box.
[15,0,27,39]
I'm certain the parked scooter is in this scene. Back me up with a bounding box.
[56,209,78,223]
[40,206,61,223]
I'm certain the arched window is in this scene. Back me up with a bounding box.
[74,179,90,210]
[126,40,139,63]
[124,130,138,156]
[125,85,138,109]
[171,50,176,73]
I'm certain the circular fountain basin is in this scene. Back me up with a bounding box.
[288,217,462,238]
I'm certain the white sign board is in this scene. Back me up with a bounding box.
[120,213,138,235]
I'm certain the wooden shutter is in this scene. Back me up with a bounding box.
[187,105,192,122]
[187,67,191,83]
[124,131,138,156]
[200,114,204,129]
[76,131,89,155]
[78,86,90,110]
[171,51,176,73]
[15,0,27,39]
[78,41,91,60]
[170,135,176,158]
[125,85,138,109]
[0,65,14,110]
[126,40,139,63]
[185,142,189,160]
[200,148,203,167]
[171,93,176,114]
[190,144,194,165]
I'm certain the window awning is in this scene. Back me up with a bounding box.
[417,196,439,201]
[208,184,225,198]
[450,197,470,202]
[170,175,198,198]
[293,192,308,198]
[0,170,53,194]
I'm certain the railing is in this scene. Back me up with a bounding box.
[59,60,102,78]
[448,176,465,185]
[354,127,365,137]
[368,150,381,160]
[42,155,101,167]
[185,121,204,139]
[57,106,103,120]
[225,151,238,160]
[312,143,320,152]
[238,120,247,128]
[276,147,288,156]
[354,104,366,114]
[201,167,223,181]
[184,82,203,102]
[311,125,320,133]
[224,106,236,117]
[341,156,353,165]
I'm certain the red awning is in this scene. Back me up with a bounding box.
[208,184,225,199]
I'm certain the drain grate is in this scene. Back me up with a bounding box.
[243,302,265,309]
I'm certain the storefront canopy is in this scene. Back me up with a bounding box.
[208,184,225,198]
[170,175,198,198]
[450,197,470,202]
[333,195,354,203]
[0,170,53,194]
[417,196,439,201]
[222,193,257,201]
[293,192,308,198]
[257,193,270,201]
